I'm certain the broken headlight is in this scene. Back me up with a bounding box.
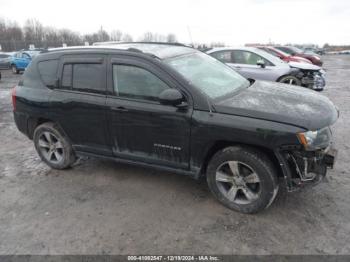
[297,127,332,150]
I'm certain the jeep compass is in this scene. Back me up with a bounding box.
[12,43,338,213]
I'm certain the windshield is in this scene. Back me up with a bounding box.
[165,52,250,99]
[268,47,290,57]
[288,46,303,53]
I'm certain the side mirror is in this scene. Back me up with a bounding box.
[159,89,185,107]
[257,59,266,68]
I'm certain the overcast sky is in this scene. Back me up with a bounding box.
[0,0,349,46]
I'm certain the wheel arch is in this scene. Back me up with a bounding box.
[200,140,283,178]
[27,117,67,140]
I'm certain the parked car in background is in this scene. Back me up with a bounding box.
[10,51,33,74]
[21,48,46,57]
[274,46,323,66]
[0,53,12,69]
[256,46,312,64]
[12,43,337,213]
[206,47,326,91]
[303,47,325,56]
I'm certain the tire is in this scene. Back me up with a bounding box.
[278,75,301,86]
[206,146,279,214]
[11,65,19,74]
[33,122,76,169]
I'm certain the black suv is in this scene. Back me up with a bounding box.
[13,43,338,213]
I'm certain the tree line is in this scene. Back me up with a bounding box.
[0,18,179,52]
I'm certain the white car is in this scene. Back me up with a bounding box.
[206,47,325,91]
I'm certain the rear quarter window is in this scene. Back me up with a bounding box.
[38,60,59,86]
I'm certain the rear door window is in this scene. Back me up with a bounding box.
[60,63,105,93]
[73,64,104,92]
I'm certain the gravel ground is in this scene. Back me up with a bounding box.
[0,55,349,255]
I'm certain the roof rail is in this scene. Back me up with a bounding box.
[95,41,193,48]
[45,46,162,60]
[126,47,161,60]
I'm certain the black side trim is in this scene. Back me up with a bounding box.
[75,151,197,178]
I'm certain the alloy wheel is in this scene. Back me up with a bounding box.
[38,131,64,164]
[215,161,261,204]
[281,77,299,85]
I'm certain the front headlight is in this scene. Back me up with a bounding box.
[297,127,332,150]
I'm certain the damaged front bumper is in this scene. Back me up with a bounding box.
[275,144,337,191]
[300,71,326,91]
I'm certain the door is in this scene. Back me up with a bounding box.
[15,52,30,69]
[13,53,23,69]
[49,55,112,156]
[106,57,192,169]
[21,53,31,69]
[230,50,275,81]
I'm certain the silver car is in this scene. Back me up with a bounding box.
[206,47,325,91]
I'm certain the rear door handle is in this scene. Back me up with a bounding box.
[111,106,128,112]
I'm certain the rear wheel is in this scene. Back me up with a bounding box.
[278,75,301,86]
[33,122,76,169]
[206,146,279,214]
[11,65,19,74]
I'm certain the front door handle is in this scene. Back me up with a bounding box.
[111,106,128,112]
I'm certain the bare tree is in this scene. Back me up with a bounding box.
[110,30,123,41]
[122,34,133,42]
[98,27,110,42]
[58,29,82,46]
[141,32,154,42]
[140,32,169,42]
[210,42,225,48]
[0,18,24,51]
[166,33,177,43]
[0,16,186,51]
[83,33,99,44]
[23,19,45,48]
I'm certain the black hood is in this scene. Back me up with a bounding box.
[214,81,338,130]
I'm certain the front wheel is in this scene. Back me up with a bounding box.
[206,146,279,214]
[33,122,76,169]
[278,75,301,86]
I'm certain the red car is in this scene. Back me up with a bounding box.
[257,46,312,64]
[274,46,323,66]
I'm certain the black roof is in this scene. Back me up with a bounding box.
[47,42,197,60]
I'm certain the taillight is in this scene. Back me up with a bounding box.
[12,86,16,111]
